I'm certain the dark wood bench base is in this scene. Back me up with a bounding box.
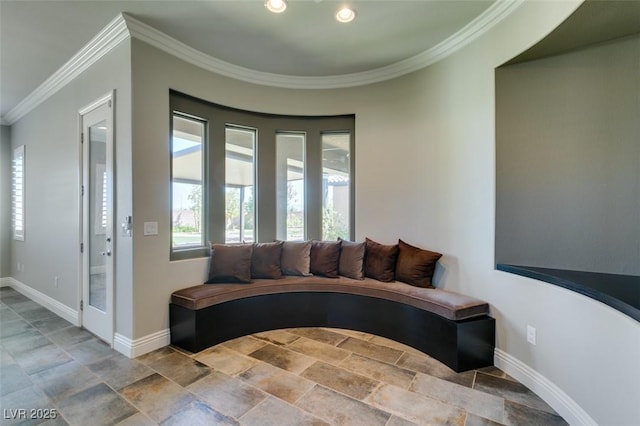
[170,291,495,372]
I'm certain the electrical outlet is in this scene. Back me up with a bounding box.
[527,325,537,345]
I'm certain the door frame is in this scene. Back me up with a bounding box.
[78,90,115,344]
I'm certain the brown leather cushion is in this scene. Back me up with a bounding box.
[206,243,253,284]
[364,238,398,282]
[338,238,365,280]
[280,240,312,276]
[251,241,284,279]
[171,276,490,321]
[395,239,442,288]
[310,240,341,278]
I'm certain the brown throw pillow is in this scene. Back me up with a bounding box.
[280,240,312,276]
[364,237,399,282]
[251,241,284,279]
[310,240,341,278]
[395,239,442,288]
[205,243,253,283]
[338,238,365,280]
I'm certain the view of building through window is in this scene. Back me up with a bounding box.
[276,132,305,240]
[322,132,350,240]
[171,115,204,249]
[225,126,256,243]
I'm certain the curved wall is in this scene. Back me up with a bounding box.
[129,0,639,424]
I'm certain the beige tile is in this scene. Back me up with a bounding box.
[386,415,421,426]
[249,343,316,374]
[114,412,156,426]
[254,329,301,346]
[288,327,349,346]
[396,352,475,388]
[287,337,351,364]
[161,400,238,426]
[296,385,391,426]
[240,396,330,426]
[239,362,315,404]
[474,373,556,414]
[222,335,267,355]
[339,353,416,389]
[194,345,257,375]
[410,373,504,423]
[148,351,211,387]
[136,346,176,365]
[504,400,568,426]
[119,373,195,423]
[367,384,466,426]
[367,335,425,356]
[300,361,380,401]
[328,328,374,341]
[187,371,266,418]
[338,336,404,364]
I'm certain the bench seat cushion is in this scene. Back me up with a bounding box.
[171,276,489,321]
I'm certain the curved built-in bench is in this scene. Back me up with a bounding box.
[170,276,495,372]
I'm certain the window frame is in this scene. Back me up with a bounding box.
[170,91,355,260]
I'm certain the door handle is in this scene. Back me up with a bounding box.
[101,250,112,256]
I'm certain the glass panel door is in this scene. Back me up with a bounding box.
[81,93,114,344]
[89,121,108,312]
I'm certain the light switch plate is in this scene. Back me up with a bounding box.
[143,221,158,236]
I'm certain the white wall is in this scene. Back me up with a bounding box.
[129,1,640,424]
[8,41,133,333]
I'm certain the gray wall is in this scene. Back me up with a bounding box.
[496,35,640,275]
[8,41,132,330]
[0,125,11,277]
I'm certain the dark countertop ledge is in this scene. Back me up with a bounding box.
[497,264,640,322]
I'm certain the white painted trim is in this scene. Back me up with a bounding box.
[2,1,523,124]
[494,348,597,426]
[123,0,523,90]
[113,329,171,359]
[2,14,128,125]
[0,277,80,326]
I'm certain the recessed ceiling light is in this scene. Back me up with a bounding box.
[265,0,287,14]
[336,6,356,23]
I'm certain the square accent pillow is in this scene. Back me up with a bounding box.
[251,241,284,279]
[206,243,253,283]
[280,240,313,276]
[310,240,341,278]
[364,237,399,282]
[395,239,442,288]
[338,238,365,280]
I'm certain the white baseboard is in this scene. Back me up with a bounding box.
[114,329,171,359]
[494,348,596,426]
[1,277,80,326]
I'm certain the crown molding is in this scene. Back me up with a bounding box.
[124,0,523,90]
[2,0,523,124]
[2,14,129,125]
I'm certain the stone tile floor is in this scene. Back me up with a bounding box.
[0,287,568,425]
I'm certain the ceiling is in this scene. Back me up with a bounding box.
[0,0,504,121]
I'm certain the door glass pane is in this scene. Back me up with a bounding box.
[225,126,256,243]
[322,132,350,240]
[276,132,305,240]
[172,115,204,249]
[89,121,107,311]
